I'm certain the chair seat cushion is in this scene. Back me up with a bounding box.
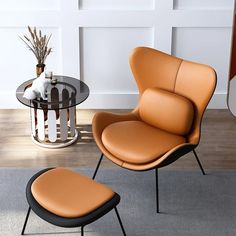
[102,121,186,164]
[31,168,115,218]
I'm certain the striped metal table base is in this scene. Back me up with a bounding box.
[30,106,78,148]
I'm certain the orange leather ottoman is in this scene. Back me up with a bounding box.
[21,168,126,236]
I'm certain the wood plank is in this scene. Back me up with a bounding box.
[0,109,235,170]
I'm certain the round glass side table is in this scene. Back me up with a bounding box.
[16,76,89,148]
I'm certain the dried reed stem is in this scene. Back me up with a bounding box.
[20,26,52,65]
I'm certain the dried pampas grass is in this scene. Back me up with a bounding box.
[20,26,52,65]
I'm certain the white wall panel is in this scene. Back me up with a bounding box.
[0,0,234,109]
[0,0,60,11]
[80,27,153,93]
[79,0,154,10]
[172,27,232,108]
[173,0,234,10]
[0,27,61,103]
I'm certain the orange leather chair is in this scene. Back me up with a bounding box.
[92,47,217,213]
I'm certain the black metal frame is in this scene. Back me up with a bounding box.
[192,149,205,175]
[81,226,84,236]
[114,206,127,236]
[21,206,126,236]
[21,168,127,236]
[92,153,104,179]
[155,168,159,213]
[92,148,205,213]
[21,207,31,235]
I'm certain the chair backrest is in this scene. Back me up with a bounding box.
[129,47,217,145]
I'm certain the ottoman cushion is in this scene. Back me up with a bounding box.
[31,168,115,218]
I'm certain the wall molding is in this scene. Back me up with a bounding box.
[0,0,234,109]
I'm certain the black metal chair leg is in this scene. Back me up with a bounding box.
[192,149,206,175]
[21,206,31,235]
[155,168,159,213]
[81,226,84,236]
[114,207,127,236]
[92,153,104,180]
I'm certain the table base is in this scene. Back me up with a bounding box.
[31,128,79,148]
[30,107,78,148]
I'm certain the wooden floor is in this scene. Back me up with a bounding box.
[0,109,236,170]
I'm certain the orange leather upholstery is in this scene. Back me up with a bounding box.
[130,48,216,145]
[92,47,217,170]
[174,60,216,144]
[31,168,114,218]
[139,88,194,135]
[129,47,182,94]
[102,121,186,164]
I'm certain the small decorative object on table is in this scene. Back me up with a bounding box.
[51,76,57,85]
[45,71,57,85]
[20,26,52,77]
[45,71,53,79]
[23,72,51,100]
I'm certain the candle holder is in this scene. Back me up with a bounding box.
[51,76,57,85]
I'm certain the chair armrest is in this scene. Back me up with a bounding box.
[92,111,138,141]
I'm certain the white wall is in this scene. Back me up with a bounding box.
[0,0,234,109]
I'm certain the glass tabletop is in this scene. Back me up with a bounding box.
[16,75,89,110]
